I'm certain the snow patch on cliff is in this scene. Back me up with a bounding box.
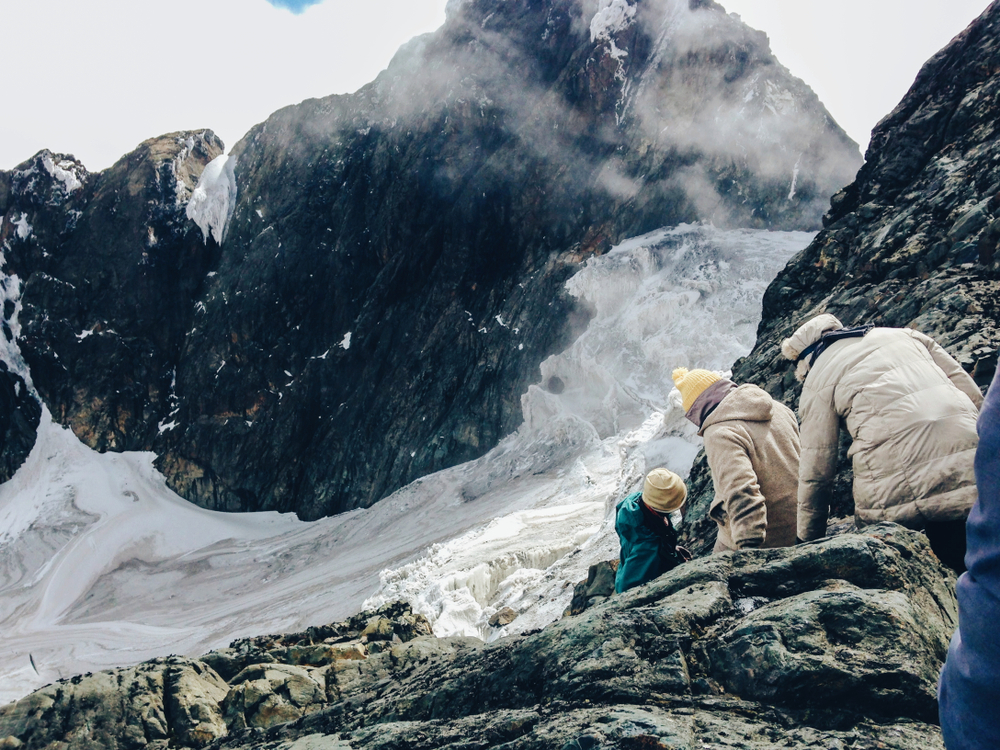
[0,271,33,394]
[788,154,802,200]
[14,213,32,240]
[186,154,237,245]
[591,0,636,42]
[41,154,83,193]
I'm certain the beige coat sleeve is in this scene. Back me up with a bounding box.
[704,425,767,549]
[910,329,984,409]
[796,384,839,541]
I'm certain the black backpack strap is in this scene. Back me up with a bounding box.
[797,324,874,367]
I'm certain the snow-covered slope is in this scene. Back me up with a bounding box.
[0,225,809,703]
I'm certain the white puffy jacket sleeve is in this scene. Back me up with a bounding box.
[796,381,840,541]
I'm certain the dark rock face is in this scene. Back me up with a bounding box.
[0,134,224,457]
[0,526,952,749]
[0,363,40,484]
[0,0,859,520]
[681,2,1000,549]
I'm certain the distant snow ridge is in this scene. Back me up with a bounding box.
[186,154,237,245]
[590,0,636,42]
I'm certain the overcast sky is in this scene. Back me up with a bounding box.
[1,0,992,172]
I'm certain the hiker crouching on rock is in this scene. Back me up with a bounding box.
[615,468,688,593]
[672,367,799,552]
[781,314,983,572]
[939,367,1000,749]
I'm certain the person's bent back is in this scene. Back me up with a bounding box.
[672,368,799,552]
[782,314,982,570]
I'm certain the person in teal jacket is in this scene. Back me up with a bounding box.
[615,468,688,593]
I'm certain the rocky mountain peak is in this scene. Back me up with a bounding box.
[0,130,223,468]
[7,151,88,209]
[0,1,858,520]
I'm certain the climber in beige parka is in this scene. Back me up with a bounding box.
[673,368,800,552]
[781,314,983,571]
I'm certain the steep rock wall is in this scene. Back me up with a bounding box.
[0,134,222,473]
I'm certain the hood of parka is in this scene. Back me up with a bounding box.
[698,383,774,437]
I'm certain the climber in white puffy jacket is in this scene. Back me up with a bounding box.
[781,314,983,572]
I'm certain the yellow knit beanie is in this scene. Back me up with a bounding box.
[672,367,721,412]
[642,468,687,513]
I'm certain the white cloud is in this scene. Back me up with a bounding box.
[0,0,990,171]
[0,0,448,171]
[721,0,990,151]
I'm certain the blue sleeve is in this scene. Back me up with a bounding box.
[939,370,1000,749]
[967,373,1000,583]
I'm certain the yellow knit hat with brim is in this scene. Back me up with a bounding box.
[672,367,721,412]
[642,468,687,513]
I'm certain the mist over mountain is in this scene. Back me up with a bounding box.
[0,0,858,521]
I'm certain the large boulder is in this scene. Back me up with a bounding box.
[0,656,227,749]
[221,663,326,730]
[0,528,955,749]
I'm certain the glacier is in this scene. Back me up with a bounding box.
[186,154,238,245]
[0,224,810,703]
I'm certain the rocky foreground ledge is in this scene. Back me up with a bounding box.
[0,525,955,749]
